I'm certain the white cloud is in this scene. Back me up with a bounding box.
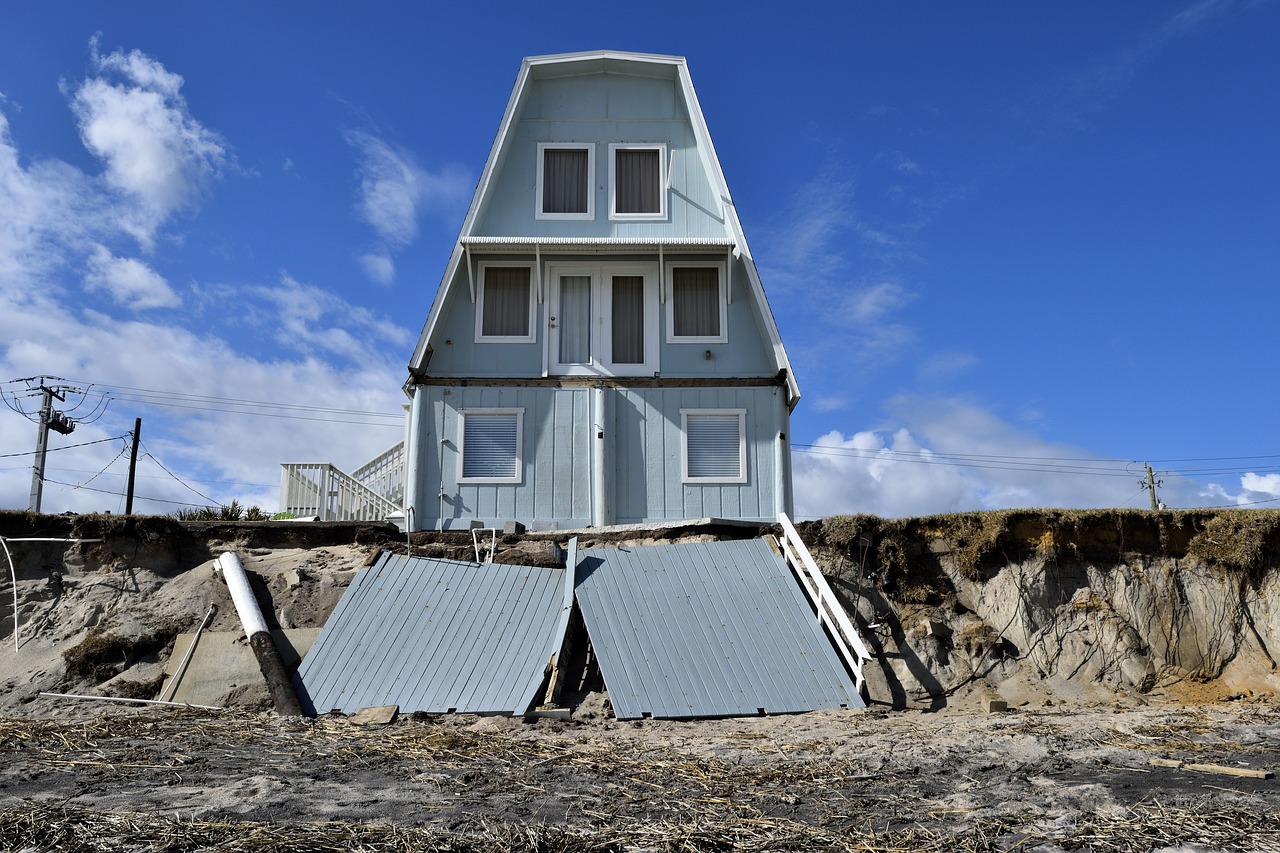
[0,276,409,515]
[794,395,1143,519]
[0,51,408,517]
[360,252,395,286]
[253,273,412,365]
[1241,473,1280,497]
[69,38,227,248]
[345,129,471,284]
[83,244,181,310]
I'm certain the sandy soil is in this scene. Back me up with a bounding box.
[0,699,1277,851]
[2,522,1279,850]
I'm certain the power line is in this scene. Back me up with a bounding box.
[0,435,128,459]
[138,442,221,506]
[41,478,210,508]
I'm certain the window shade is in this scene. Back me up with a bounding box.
[481,268,530,337]
[462,412,519,480]
[672,268,720,337]
[558,275,592,364]
[543,148,589,214]
[686,414,742,479]
[611,275,645,364]
[615,149,660,214]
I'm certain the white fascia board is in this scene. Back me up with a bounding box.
[676,61,801,409]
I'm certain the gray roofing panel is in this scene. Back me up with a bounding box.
[575,538,862,719]
[295,553,566,715]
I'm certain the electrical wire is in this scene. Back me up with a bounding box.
[40,478,209,508]
[67,438,132,491]
[0,435,129,459]
[138,443,221,505]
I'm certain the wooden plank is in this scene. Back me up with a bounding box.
[1149,758,1274,779]
[350,705,399,726]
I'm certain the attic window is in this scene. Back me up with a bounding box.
[475,264,535,342]
[682,409,746,484]
[538,144,593,219]
[610,144,666,220]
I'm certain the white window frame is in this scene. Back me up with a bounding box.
[536,143,594,220]
[457,408,524,484]
[546,262,660,377]
[609,143,667,221]
[474,262,536,343]
[665,261,728,344]
[681,409,747,484]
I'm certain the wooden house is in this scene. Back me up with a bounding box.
[402,51,799,530]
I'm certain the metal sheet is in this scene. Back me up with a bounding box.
[294,553,566,715]
[574,538,862,719]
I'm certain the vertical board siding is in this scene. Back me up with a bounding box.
[475,73,722,240]
[614,386,783,523]
[411,386,592,530]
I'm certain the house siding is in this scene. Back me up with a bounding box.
[475,75,725,240]
[402,53,800,531]
[424,254,776,379]
[406,383,787,530]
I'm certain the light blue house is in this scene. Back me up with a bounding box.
[402,51,800,531]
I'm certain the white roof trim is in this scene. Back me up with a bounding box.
[409,52,800,407]
[461,236,736,247]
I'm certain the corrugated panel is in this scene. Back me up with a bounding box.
[575,538,863,719]
[294,553,566,715]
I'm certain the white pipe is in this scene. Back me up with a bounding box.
[39,691,222,711]
[3,537,16,655]
[592,384,608,527]
[215,552,269,636]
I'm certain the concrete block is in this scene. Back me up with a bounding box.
[983,695,1008,714]
[503,520,526,535]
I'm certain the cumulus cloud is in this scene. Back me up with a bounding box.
[345,130,470,284]
[69,37,227,248]
[793,395,1143,519]
[83,244,181,310]
[0,274,409,514]
[0,45,407,516]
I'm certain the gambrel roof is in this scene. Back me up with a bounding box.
[408,50,799,407]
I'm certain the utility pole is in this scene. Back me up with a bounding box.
[125,417,141,515]
[27,382,74,513]
[1141,462,1164,511]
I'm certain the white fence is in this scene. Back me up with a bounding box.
[775,512,874,697]
[280,442,404,522]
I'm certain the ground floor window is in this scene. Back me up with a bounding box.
[458,408,524,483]
[681,409,746,484]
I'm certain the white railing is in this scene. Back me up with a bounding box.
[279,462,401,522]
[776,512,874,697]
[279,442,405,522]
[351,442,405,507]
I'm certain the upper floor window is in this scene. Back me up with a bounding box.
[537,144,594,220]
[610,144,666,220]
[666,263,727,343]
[475,263,535,342]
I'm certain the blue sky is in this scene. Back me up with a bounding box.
[1,1,1277,519]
